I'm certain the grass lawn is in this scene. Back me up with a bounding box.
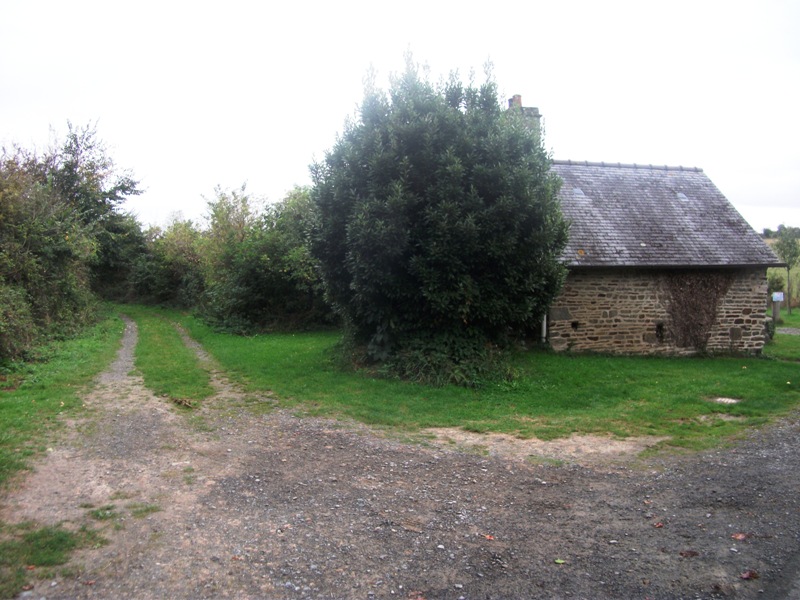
[764,307,800,361]
[181,314,800,452]
[774,306,800,328]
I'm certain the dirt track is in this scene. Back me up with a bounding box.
[2,318,800,599]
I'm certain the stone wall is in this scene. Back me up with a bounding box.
[548,268,768,355]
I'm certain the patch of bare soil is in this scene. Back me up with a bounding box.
[422,429,669,466]
[2,319,800,600]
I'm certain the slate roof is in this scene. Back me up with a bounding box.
[551,160,782,268]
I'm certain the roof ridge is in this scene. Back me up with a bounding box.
[552,159,703,173]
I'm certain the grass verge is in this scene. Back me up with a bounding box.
[0,312,125,488]
[0,311,122,598]
[120,304,214,407]
[180,313,799,452]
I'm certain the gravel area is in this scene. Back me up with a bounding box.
[1,318,799,599]
[777,328,800,336]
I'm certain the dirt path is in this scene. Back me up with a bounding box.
[2,318,800,599]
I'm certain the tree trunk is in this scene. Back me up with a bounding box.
[788,266,793,316]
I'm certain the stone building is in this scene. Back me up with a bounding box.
[547,160,782,355]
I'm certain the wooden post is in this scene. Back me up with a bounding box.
[772,291,784,323]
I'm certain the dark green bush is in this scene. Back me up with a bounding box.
[0,284,38,362]
[380,330,510,387]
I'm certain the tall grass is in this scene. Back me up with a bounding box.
[181,314,799,451]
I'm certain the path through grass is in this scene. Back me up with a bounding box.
[0,313,125,488]
[121,305,214,407]
[0,311,124,598]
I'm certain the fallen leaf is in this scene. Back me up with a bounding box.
[25,565,36,571]
[554,558,566,564]
[731,532,748,541]
[679,549,699,558]
[740,570,759,580]
[21,584,33,591]
[484,534,495,540]
[82,580,96,586]
[654,522,664,528]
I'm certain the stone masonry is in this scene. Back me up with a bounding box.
[548,268,768,355]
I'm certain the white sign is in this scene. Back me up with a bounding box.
[773,292,785,302]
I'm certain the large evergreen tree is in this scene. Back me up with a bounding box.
[311,62,568,384]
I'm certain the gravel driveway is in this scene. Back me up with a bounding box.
[2,318,799,600]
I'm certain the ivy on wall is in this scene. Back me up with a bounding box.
[663,271,733,351]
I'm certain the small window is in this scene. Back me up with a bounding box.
[571,321,580,330]
[655,322,665,343]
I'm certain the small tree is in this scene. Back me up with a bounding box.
[774,227,800,314]
[311,60,568,385]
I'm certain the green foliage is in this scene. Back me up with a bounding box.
[380,330,510,387]
[0,124,142,361]
[198,185,331,332]
[89,212,148,300]
[0,147,97,361]
[0,284,37,361]
[129,186,330,331]
[130,219,204,307]
[51,122,141,226]
[774,226,800,313]
[311,60,568,384]
[764,315,776,340]
[767,270,784,294]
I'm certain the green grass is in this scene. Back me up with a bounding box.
[120,304,214,406]
[126,502,162,518]
[764,307,800,361]
[0,312,122,598]
[88,505,118,521]
[180,313,800,452]
[0,523,105,598]
[775,306,800,328]
[0,312,125,488]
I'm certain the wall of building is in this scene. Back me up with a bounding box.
[547,268,768,355]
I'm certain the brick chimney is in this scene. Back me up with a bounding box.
[507,94,542,133]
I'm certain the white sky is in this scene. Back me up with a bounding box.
[2,0,799,233]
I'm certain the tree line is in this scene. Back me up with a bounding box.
[1,128,331,364]
[2,61,570,386]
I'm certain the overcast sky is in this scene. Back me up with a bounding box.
[2,0,799,233]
